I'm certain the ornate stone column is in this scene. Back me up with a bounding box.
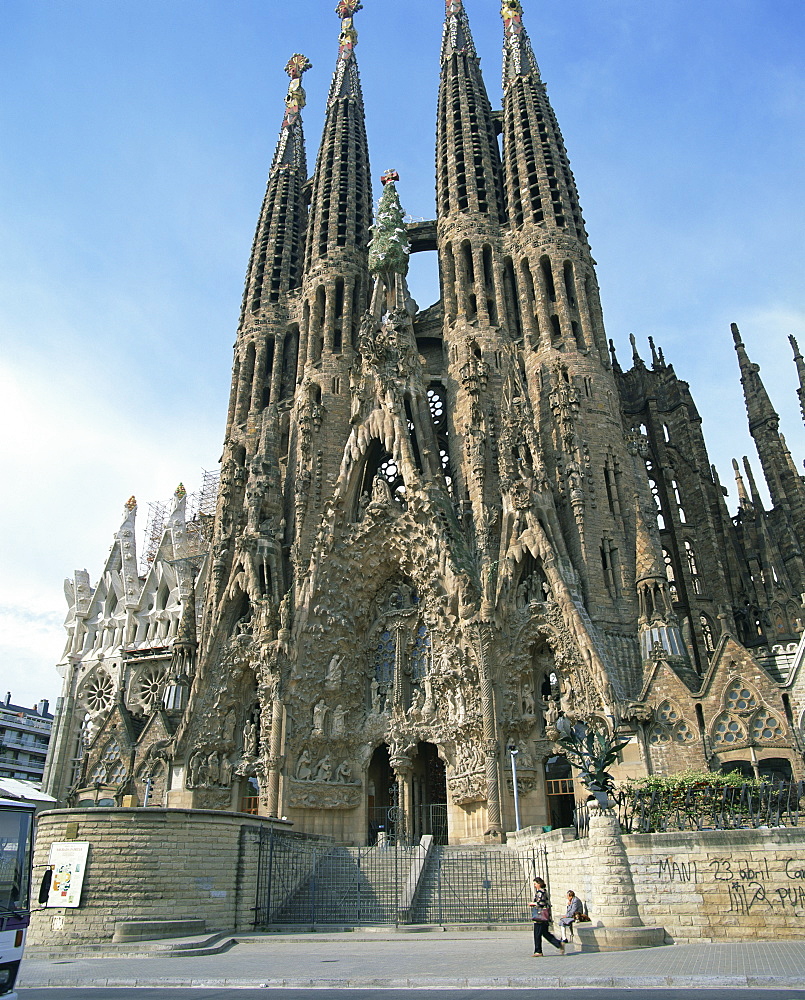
[265,697,284,817]
[469,621,503,840]
[389,750,413,844]
[574,802,666,951]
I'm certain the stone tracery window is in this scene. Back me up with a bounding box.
[724,680,758,714]
[750,711,784,742]
[711,712,746,746]
[369,578,430,708]
[373,628,396,688]
[410,623,431,681]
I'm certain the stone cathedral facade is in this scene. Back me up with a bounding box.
[45,0,805,844]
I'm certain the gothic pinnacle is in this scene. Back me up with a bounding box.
[790,334,805,425]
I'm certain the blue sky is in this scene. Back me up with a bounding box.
[1,0,804,708]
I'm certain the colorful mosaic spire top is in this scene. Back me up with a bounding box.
[336,0,362,17]
[336,0,361,63]
[442,0,476,60]
[502,0,540,82]
[283,53,312,126]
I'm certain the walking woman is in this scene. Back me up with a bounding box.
[530,878,565,957]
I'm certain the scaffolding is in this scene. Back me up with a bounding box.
[137,469,221,577]
[138,501,168,577]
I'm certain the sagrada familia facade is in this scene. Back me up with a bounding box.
[44,0,805,844]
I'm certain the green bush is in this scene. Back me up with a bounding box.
[622,769,766,795]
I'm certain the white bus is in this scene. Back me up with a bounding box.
[0,798,35,999]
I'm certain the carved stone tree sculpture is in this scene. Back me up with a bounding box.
[552,718,631,807]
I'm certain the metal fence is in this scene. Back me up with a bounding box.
[253,825,549,927]
[574,780,805,837]
[411,845,549,925]
[253,827,418,927]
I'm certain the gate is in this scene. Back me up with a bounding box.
[253,826,419,927]
[254,827,549,928]
[411,846,549,924]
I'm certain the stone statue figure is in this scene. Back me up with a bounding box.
[325,654,343,689]
[207,752,220,785]
[331,704,347,736]
[295,749,312,781]
[335,760,353,783]
[370,678,383,715]
[315,755,332,782]
[312,699,329,735]
[243,719,257,756]
[219,755,233,787]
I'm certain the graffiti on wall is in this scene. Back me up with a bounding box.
[655,854,805,915]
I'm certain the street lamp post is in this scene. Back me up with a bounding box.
[508,745,521,832]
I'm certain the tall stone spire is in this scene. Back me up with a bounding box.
[733,323,805,557]
[790,334,805,426]
[240,54,312,327]
[499,0,607,362]
[303,1,371,275]
[500,0,586,245]
[436,0,505,224]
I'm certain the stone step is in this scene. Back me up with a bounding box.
[27,932,235,960]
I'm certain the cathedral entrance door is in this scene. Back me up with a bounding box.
[367,744,396,845]
[411,742,447,844]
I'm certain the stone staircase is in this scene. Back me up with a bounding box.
[410,844,536,925]
[270,844,419,925]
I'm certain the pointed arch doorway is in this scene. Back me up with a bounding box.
[411,741,447,844]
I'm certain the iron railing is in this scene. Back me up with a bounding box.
[574,780,805,837]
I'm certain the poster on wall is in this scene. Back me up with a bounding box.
[46,841,90,908]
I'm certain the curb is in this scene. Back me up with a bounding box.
[18,975,805,990]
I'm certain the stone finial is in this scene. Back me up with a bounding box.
[380,169,399,186]
[125,496,137,512]
[175,483,187,500]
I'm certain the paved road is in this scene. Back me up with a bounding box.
[16,992,805,1000]
[19,933,805,991]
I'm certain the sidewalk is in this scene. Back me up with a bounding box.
[19,931,805,990]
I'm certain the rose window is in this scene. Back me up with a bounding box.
[84,672,114,714]
[137,667,166,710]
[725,681,758,714]
[750,712,784,742]
[712,713,746,745]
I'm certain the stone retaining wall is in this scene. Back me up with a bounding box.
[29,807,323,946]
[511,822,805,941]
